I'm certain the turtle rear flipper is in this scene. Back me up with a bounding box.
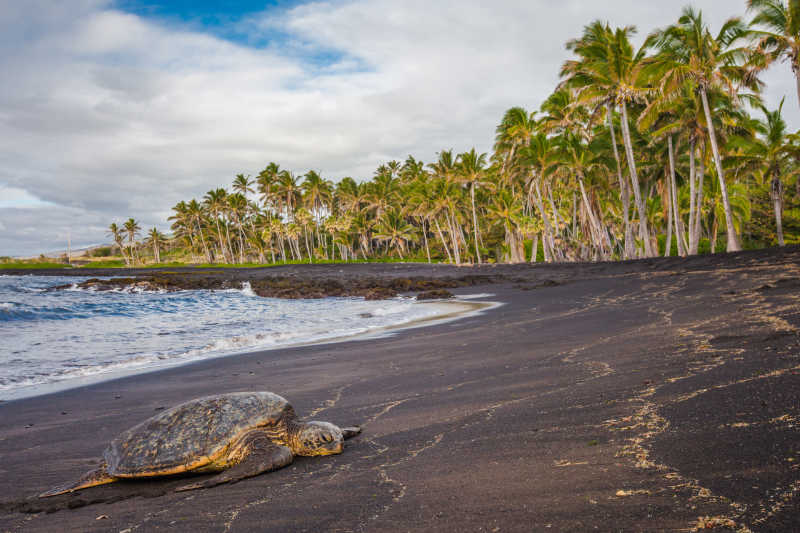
[39,464,116,498]
[175,434,293,492]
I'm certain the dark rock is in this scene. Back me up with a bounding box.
[416,289,455,300]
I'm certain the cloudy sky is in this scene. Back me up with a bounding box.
[0,0,796,256]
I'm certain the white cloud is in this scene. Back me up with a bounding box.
[0,0,796,256]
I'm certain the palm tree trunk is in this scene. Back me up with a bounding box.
[530,233,539,263]
[470,183,481,264]
[446,212,461,264]
[688,140,697,254]
[422,219,431,263]
[577,175,608,259]
[620,101,654,257]
[433,218,453,263]
[667,136,687,257]
[607,102,633,259]
[665,180,673,257]
[796,69,800,110]
[530,178,554,262]
[693,154,706,254]
[700,87,741,252]
[303,228,313,263]
[771,173,785,246]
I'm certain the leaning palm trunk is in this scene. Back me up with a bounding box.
[667,137,687,256]
[620,102,654,257]
[607,102,633,259]
[195,220,212,263]
[433,218,454,263]
[700,87,741,252]
[213,218,228,263]
[530,178,554,262]
[576,174,610,260]
[469,183,481,264]
[771,173,785,247]
[446,212,461,264]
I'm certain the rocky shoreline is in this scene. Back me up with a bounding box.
[51,273,489,300]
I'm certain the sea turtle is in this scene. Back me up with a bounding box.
[40,391,361,497]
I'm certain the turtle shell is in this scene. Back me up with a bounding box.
[104,392,293,477]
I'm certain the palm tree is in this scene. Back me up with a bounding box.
[107,222,130,266]
[274,171,303,222]
[256,163,281,214]
[186,199,212,262]
[123,218,141,265]
[456,148,488,263]
[517,133,560,262]
[561,22,651,256]
[649,8,762,252]
[729,98,800,245]
[747,0,800,106]
[232,174,254,197]
[203,188,233,262]
[146,227,165,263]
[374,209,416,259]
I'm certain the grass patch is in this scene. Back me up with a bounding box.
[0,262,72,269]
[79,260,127,268]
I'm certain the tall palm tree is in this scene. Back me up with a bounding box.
[123,218,141,265]
[273,171,302,222]
[203,188,233,262]
[561,22,652,256]
[456,148,488,263]
[649,7,762,252]
[232,174,254,197]
[374,209,416,259]
[107,222,130,266]
[517,133,560,262]
[146,227,165,264]
[729,98,800,245]
[256,163,280,214]
[186,199,212,262]
[747,0,800,105]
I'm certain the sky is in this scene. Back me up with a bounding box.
[0,0,797,257]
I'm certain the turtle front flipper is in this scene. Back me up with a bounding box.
[175,433,293,492]
[39,464,117,498]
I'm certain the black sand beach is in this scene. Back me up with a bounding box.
[1,248,799,532]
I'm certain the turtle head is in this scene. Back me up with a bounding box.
[291,421,345,456]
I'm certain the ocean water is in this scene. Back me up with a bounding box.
[0,275,458,400]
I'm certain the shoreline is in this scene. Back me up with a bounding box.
[1,248,799,532]
[0,296,497,403]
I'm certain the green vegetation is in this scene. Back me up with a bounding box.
[0,262,72,269]
[79,259,127,268]
[112,2,800,267]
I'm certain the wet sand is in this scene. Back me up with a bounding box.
[1,248,799,532]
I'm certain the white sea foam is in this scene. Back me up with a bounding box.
[239,281,257,297]
[456,293,495,300]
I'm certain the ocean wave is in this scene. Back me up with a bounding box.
[0,275,461,399]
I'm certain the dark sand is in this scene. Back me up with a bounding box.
[1,249,799,532]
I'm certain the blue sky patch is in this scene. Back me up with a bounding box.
[113,0,361,73]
